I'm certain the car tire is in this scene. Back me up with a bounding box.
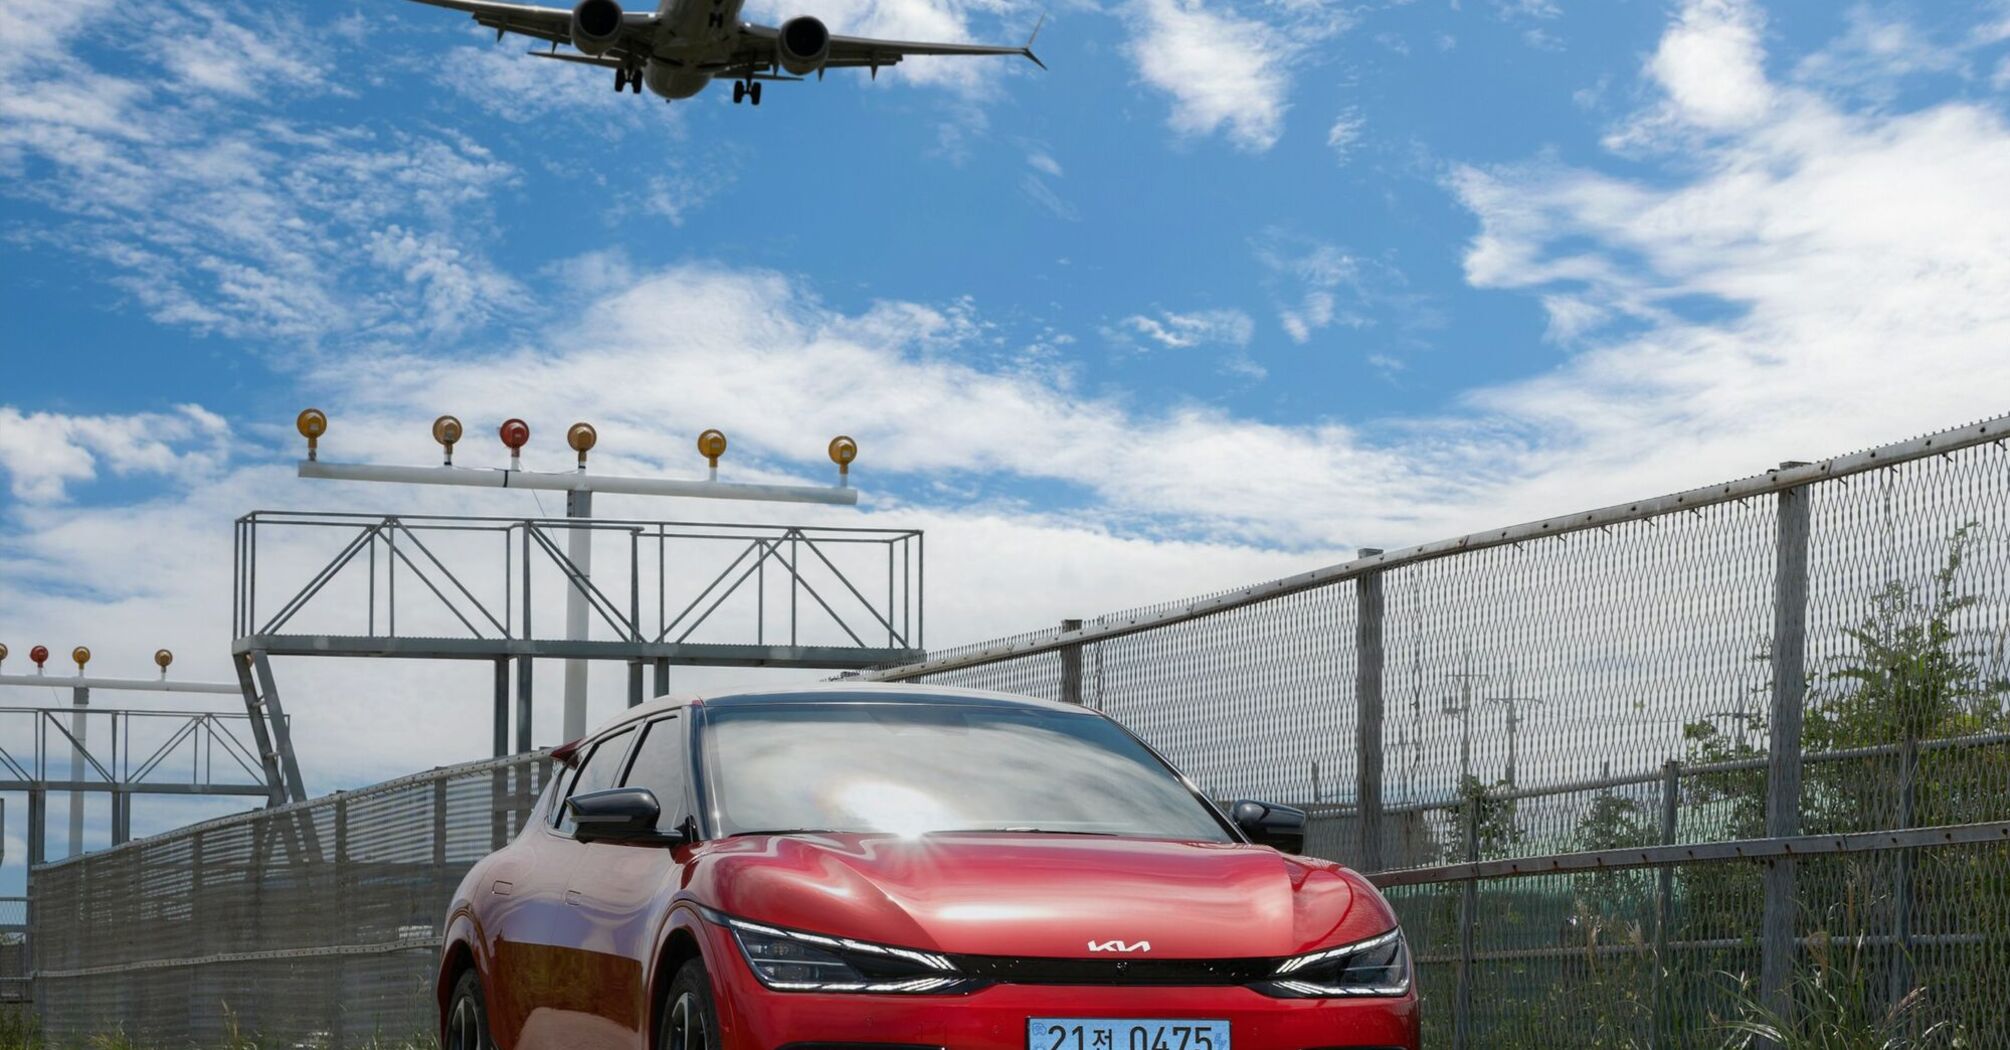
[660,957,720,1050]
[445,968,496,1050]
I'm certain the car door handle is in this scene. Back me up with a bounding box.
[566,889,584,906]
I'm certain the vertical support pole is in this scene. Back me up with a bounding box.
[1355,552,1386,874]
[1762,472,1811,1024]
[1888,735,1917,1007]
[1454,795,1479,1050]
[493,659,510,760]
[68,686,88,859]
[518,523,535,755]
[111,789,131,847]
[433,775,449,869]
[653,658,670,700]
[26,789,44,870]
[250,651,310,803]
[189,827,206,961]
[234,652,287,807]
[564,491,594,743]
[1653,760,1680,1049]
[627,660,644,709]
[1059,619,1084,706]
[331,793,350,1047]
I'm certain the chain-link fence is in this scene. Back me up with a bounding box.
[21,415,2010,1046]
[870,415,2010,1047]
[30,754,552,1046]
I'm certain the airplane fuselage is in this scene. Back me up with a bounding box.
[640,0,750,98]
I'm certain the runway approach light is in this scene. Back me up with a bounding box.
[30,645,48,673]
[297,409,329,462]
[72,646,91,673]
[829,436,858,485]
[568,423,599,468]
[156,649,175,678]
[500,418,531,470]
[433,415,464,466]
[698,429,729,479]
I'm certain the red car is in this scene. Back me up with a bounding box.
[438,685,1420,1050]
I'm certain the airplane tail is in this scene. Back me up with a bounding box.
[1022,12,1048,70]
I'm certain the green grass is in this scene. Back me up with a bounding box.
[0,1006,436,1050]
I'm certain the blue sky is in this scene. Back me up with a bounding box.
[4,0,2010,865]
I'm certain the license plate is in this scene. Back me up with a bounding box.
[1028,1018,1230,1050]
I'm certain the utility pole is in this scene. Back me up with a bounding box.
[1448,652,1483,784]
[1448,654,1545,788]
[1707,695,1759,749]
[1479,662,1543,789]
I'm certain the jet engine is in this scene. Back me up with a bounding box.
[777,16,832,76]
[571,0,624,56]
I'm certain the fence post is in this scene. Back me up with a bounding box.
[332,793,350,1048]
[1762,468,1811,1024]
[1653,760,1680,1048]
[1354,552,1386,873]
[1888,734,1917,1008]
[492,658,510,760]
[1059,619,1084,706]
[1454,794,1480,1050]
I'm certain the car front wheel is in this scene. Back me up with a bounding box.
[661,958,719,1050]
[446,968,496,1050]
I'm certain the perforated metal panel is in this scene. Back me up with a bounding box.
[32,755,551,1045]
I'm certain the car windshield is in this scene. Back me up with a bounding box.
[700,701,1234,842]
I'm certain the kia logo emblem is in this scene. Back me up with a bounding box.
[1088,940,1151,953]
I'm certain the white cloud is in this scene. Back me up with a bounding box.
[1327,108,1366,164]
[1627,0,1773,139]
[1450,0,2010,489]
[1122,0,1302,151]
[0,4,525,343]
[432,38,646,124]
[1793,6,1963,104]
[1255,234,1372,344]
[1020,174,1082,220]
[0,405,231,503]
[1122,308,1257,349]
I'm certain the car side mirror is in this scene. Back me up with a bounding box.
[1232,800,1307,854]
[566,787,687,846]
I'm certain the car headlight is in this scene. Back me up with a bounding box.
[714,912,978,994]
[1256,929,1411,998]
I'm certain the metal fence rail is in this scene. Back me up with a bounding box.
[31,753,553,1045]
[870,414,2010,1046]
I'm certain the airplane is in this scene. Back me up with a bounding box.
[406,0,1045,106]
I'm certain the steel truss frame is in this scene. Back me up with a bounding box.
[233,511,924,794]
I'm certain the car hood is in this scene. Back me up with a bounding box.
[686,833,1388,959]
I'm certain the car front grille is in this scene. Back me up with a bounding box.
[947,954,1281,986]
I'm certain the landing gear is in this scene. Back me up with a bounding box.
[731,80,763,106]
[750,81,763,105]
[615,67,643,94]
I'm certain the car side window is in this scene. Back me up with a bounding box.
[622,715,689,836]
[555,728,637,836]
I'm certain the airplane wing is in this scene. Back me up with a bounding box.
[403,0,654,54]
[737,16,1047,75]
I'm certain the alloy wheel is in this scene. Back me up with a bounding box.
[447,993,483,1050]
[668,990,710,1050]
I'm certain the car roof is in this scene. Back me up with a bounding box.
[559,682,1092,762]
